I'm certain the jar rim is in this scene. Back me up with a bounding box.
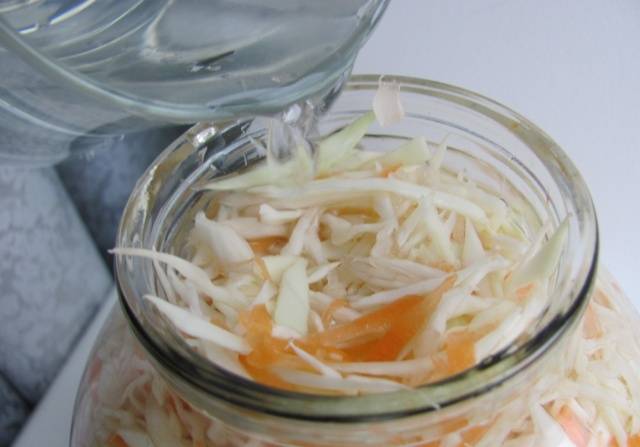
[115,74,599,422]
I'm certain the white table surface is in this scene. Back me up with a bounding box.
[15,1,640,446]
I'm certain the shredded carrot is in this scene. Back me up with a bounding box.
[106,434,129,447]
[249,236,288,255]
[478,229,493,250]
[594,288,613,308]
[429,261,456,273]
[610,434,640,447]
[239,306,285,365]
[204,200,220,219]
[163,394,177,414]
[311,277,456,362]
[239,304,313,388]
[355,295,433,362]
[379,163,402,178]
[515,283,535,300]
[438,416,468,435]
[239,357,296,390]
[332,205,379,220]
[209,311,227,328]
[443,330,477,375]
[361,276,456,361]
[451,215,465,243]
[583,304,603,339]
[88,358,102,383]
[438,322,496,379]
[321,299,348,327]
[459,423,491,445]
[180,398,193,412]
[556,406,590,447]
[417,353,450,385]
[417,420,489,446]
[238,305,310,386]
[309,295,424,354]
[312,345,350,363]
[318,222,330,241]
[254,256,272,282]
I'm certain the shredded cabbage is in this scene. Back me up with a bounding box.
[373,79,405,127]
[144,295,250,354]
[315,111,375,176]
[363,137,430,169]
[273,258,309,336]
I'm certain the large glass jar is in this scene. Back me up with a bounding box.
[70,75,640,446]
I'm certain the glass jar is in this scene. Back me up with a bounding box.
[71,75,640,447]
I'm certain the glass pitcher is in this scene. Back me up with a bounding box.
[0,0,389,165]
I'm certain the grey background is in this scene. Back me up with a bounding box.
[0,127,184,446]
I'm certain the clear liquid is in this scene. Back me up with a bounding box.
[2,0,385,122]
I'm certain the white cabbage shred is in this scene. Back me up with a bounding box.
[97,85,640,447]
[373,78,405,127]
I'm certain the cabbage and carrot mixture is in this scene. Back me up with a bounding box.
[103,85,640,446]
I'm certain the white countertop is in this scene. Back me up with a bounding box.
[15,1,640,446]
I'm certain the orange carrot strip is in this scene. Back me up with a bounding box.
[312,277,457,362]
[239,357,296,391]
[364,276,456,361]
[416,421,489,447]
[311,345,351,363]
[239,305,285,366]
[460,423,491,445]
[379,163,402,178]
[249,236,288,255]
[438,417,467,435]
[583,305,603,339]
[444,330,477,375]
[556,406,590,447]
[610,434,640,447]
[239,305,313,386]
[107,435,129,447]
[356,297,431,362]
[429,261,456,273]
[309,295,424,351]
[163,394,177,414]
[254,256,271,282]
[239,305,272,338]
[515,283,535,300]
[204,200,220,219]
[451,215,465,243]
[441,322,496,377]
[332,206,379,219]
[370,276,458,365]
